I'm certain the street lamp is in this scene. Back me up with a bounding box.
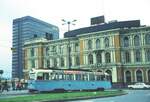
[62,19,77,31]
[0,70,3,83]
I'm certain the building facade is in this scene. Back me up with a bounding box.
[24,22,150,85]
[12,16,59,79]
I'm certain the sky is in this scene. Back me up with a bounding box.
[0,0,150,78]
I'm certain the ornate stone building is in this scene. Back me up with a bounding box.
[24,20,150,85]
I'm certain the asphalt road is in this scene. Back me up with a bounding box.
[70,90,150,102]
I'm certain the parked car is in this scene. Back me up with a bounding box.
[128,83,150,89]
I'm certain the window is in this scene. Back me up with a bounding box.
[134,35,140,46]
[145,34,150,45]
[148,70,150,82]
[60,45,63,54]
[104,37,109,48]
[96,39,100,49]
[45,47,49,55]
[69,57,72,66]
[105,52,111,63]
[52,46,56,52]
[53,58,57,67]
[125,51,131,63]
[96,53,102,63]
[125,71,131,83]
[61,57,64,67]
[46,59,50,68]
[88,40,92,50]
[75,56,80,66]
[135,50,141,62]
[145,49,150,61]
[123,36,129,47]
[30,48,34,56]
[75,43,79,52]
[31,60,35,68]
[88,54,93,64]
[136,70,143,82]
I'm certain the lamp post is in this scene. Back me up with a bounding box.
[0,70,3,84]
[62,19,77,32]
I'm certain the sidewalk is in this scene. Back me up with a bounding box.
[0,90,29,99]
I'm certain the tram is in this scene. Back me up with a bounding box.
[28,68,112,92]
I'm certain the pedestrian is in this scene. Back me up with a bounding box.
[2,80,9,92]
[0,80,2,92]
[11,80,16,90]
[16,81,22,90]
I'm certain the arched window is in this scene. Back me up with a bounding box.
[31,60,35,68]
[106,70,112,82]
[31,48,35,56]
[59,45,63,54]
[75,43,79,52]
[124,36,129,47]
[105,52,111,63]
[69,57,72,67]
[46,59,50,68]
[134,35,140,46]
[96,53,102,63]
[53,58,57,67]
[88,40,92,50]
[60,57,64,67]
[52,46,56,52]
[135,50,141,62]
[145,49,150,61]
[145,34,150,45]
[125,51,131,63]
[136,70,143,82]
[88,54,93,64]
[75,56,80,66]
[96,39,100,49]
[104,37,109,48]
[125,71,131,83]
[148,70,150,82]
[45,47,49,55]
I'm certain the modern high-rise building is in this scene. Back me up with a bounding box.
[12,16,59,79]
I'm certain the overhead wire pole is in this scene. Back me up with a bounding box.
[62,19,77,69]
[62,19,77,32]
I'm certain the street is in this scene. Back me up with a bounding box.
[70,90,150,102]
[0,90,150,102]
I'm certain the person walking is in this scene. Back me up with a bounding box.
[11,80,16,90]
[0,80,2,92]
[2,80,9,92]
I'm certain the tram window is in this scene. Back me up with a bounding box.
[101,75,105,81]
[75,74,81,80]
[37,72,43,80]
[58,74,64,80]
[83,74,88,81]
[43,73,49,80]
[89,74,95,81]
[50,73,56,80]
[37,76,43,80]
[49,73,54,80]
[65,74,73,80]
[29,73,35,80]
[54,73,58,80]
[97,75,101,81]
